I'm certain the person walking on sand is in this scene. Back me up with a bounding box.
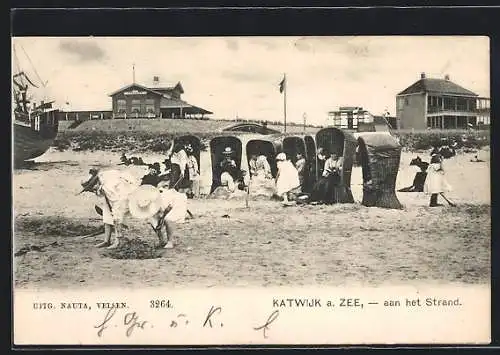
[424,153,453,207]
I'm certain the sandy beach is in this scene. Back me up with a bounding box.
[13,147,490,290]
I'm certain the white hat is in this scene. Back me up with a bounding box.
[276,152,286,161]
[128,185,163,219]
[222,147,234,155]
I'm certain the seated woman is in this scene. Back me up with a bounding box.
[295,152,306,191]
[275,153,300,205]
[398,156,428,192]
[250,154,272,181]
[256,155,272,179]
[325,152,343,203]
[311,151,343,204]
[169,143,189,190]
[141,162,170,187]
[217,147,240,193]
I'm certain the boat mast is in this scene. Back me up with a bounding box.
[19,43,49,110]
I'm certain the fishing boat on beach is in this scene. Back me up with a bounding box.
[12,44,59,166]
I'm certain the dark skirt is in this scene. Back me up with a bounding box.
[169,164,181,189]
[311,173,341,204]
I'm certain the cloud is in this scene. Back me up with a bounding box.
[58,39,106,62]
[293,36,387,59]
[13,36,489,124]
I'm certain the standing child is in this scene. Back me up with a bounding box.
[424,153,452,207]
[186,144,200,198]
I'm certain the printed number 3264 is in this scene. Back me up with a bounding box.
[150,300,172,308]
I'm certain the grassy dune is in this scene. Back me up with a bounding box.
[54,118,490,154]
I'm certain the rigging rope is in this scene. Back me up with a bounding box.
[20,44,46,88]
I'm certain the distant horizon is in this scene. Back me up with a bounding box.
[12,36,490,126]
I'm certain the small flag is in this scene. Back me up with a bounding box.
[279,76,286,94]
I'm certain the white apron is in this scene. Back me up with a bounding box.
[276,160,300,196]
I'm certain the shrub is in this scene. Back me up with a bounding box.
[393,130,490,151]
[54,127,490,153]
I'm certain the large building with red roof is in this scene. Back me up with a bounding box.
[108,77,212,119]
[396,73,490,130]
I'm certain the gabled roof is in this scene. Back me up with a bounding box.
[397,78,478,97]
[150,82,184,94]
[108,83,172,98]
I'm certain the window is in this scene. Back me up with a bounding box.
[456,98,467,111]
[145,99,155,114]
[131,99,141,113]
[117,99,126,113]
[444,97,454,110]
[470,99,478,111]
[397,97,405,110]
[405,98,409,105]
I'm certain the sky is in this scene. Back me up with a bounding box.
[12,36,490,126]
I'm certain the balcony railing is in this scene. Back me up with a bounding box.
[427,107,481,114]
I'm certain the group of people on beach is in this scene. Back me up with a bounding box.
[79,136,460,253]
[400,144,455,207]
[243,147,344,206]
[79,142,200,251]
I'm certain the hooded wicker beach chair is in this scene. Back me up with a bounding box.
[315,127,356,203]
[275,135,317,193]
[357,133,403,209]
[209,135,243,194]
[246,137,280,178]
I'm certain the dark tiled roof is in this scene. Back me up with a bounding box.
[397,78,478,96]
[108,83,170,98]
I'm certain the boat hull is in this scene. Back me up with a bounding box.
[14,122,58,165]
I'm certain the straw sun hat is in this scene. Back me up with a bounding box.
[128,185,163,220]
[276,152,286,161]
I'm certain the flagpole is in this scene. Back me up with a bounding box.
[283,73,287,133]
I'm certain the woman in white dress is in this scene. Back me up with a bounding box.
[275,152,300,205]
[424,153,452,207]
[80,168,140,249]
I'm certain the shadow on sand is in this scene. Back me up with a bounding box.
[14,160,81,171]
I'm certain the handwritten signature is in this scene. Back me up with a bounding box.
[253,310,280,339]
[94,305,224,337]
[94,306,279,339]
[94,307,149,337]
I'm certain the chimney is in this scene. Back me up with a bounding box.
[420,72,426,79]
[153,76,159,86]
[444,74,450,81]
